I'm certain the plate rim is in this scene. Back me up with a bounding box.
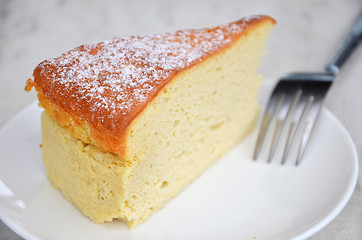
[291,109,359,240]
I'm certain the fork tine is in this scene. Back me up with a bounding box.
[295,96,324,166]
[268,119,283,163]
[253,91,284,160]
[281,92,310,164]
[267,90,301,163]
[253,112,272,160]
[282,122,297,164]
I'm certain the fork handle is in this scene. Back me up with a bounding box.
[326,11,362,75]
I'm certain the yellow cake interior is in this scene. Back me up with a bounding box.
[41,20,274,228]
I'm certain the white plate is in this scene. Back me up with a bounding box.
[0,102,358,240]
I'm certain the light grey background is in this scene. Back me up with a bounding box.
[0,0,361,239]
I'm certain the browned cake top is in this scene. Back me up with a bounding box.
[32,15,275,155]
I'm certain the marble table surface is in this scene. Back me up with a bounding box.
[0,0,361,239]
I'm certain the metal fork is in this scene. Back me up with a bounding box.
[254,11,362,166]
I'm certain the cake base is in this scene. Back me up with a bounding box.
[41,106,256,227]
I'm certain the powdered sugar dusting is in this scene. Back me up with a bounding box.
[242,15,262,22]
[36,18,254,131]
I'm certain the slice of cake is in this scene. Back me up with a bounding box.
[27,15,275,227]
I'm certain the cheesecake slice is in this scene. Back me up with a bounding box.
[27,15,275,227]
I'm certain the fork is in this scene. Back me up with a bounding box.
[253,11,362,166]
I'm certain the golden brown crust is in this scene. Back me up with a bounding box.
[25,79,34,92]
[32,15,275,157]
